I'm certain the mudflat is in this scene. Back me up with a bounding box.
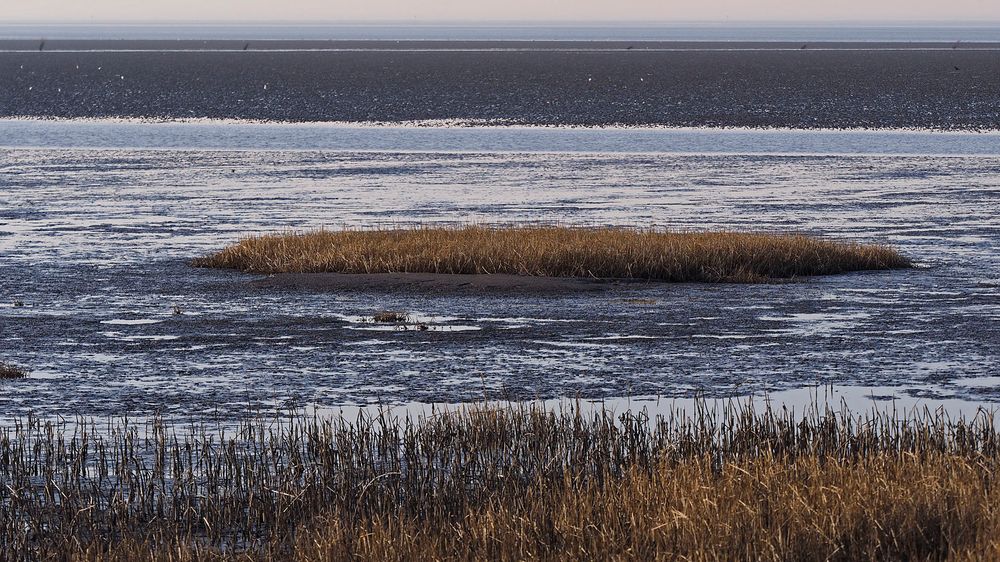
[251,272,645,294]
[4,41,1000,128]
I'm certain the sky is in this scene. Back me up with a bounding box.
[3,0,1000,23]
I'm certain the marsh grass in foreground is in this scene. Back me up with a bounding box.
[192,226,911,282]
[3,401,1000,561]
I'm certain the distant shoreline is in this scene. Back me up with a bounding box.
[3,22,1000,42]
[4,39,1000,52]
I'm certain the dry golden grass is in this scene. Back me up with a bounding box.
[192,226,911,282]
[4,401,1000,561]
[292,453,1000,562]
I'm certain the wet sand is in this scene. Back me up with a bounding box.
[4,41,1000,128]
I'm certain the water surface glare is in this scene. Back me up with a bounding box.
[4,120,1000,155]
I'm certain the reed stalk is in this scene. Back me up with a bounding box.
[1,399,997,560]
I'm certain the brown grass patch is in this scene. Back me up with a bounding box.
[371,310,409,323]
[4,401,1000,561]
[192,226,911,282]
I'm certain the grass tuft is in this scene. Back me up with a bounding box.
[192,226,912,282]
[0,362,27,379]
[372,310,409,323]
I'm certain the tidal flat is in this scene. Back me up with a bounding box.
[0,124,997,421]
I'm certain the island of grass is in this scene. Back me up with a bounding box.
[193,226,911,284]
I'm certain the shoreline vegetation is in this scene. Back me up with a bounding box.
[2,401,1000,561]
[192,226,911,283]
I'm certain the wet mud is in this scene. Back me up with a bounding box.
[252,272,646,295]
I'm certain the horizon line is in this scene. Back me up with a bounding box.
[4,20,1000,27]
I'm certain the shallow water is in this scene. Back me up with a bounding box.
[0,123,998,420]
[6,120,1000,154]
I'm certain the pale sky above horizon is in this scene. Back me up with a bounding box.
[3,0,1000,24]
